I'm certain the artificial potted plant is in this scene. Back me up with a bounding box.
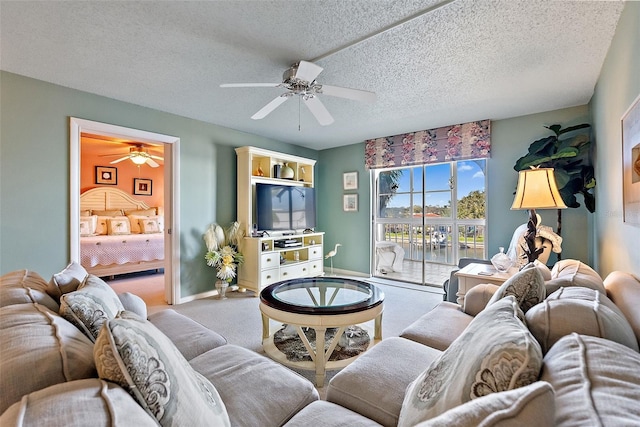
[204,222,245,298]
[513,123,595,258]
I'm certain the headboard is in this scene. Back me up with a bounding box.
[80,187,150,212]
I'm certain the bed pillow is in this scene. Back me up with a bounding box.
[80,209,91,217]
[398,296,543,426]
[59,274,125,341]
[96,215,128,235]
[107,217,131,235]
[92,209,124,216]
[79,215,98,236]
[129,214,164,233]
[125,208,156,216]
[94,311,230,426]
[487,263,545,314]
[140,218,161,234]
[525,286,639,353]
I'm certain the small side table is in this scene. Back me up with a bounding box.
[455,263,517,306]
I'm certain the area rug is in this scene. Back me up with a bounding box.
[273,324,370,362]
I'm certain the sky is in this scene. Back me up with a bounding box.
[384,160,486,208]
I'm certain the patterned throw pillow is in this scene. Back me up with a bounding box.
[139,218,161,234]
[487,263,545,313]
[94,311,230,426]
[107,218,131,235]
[398,296,543,426]
[60,274,125,341]
[79,215,98,236]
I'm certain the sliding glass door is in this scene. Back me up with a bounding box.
[372,160,487,286]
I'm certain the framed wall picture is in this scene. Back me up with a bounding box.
[622,93,640,225]
[343,171,358,190]
[95,166,117,185]
[134,178,152,196]
[343,194,358,212]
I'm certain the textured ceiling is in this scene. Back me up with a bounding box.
[0,1,625,150]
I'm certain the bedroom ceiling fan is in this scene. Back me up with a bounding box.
[220,60,376,126]
[102,145,164,168]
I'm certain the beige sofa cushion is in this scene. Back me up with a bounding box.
[400,302,473,351]
[463,283,500,316]
[525,286,639,353]
[94,311,230,426]
[0,303,96,414]
[545,259,605,295]
[191,344,320,426]
[414,381,555,427]
[327,337,441,426]
[285,400,383,427]
[487,263,546,313]
[0,269,60,312]
[398,296,543,426]
[60,274,125,341]
[604,271,640,347]
[541,333,640,426]
[0,379,157,427]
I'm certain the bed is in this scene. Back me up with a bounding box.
[80,187,165,278]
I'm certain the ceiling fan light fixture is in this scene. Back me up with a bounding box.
[130,155,147,165]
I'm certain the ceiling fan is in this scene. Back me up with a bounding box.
[102,145,164,168]
[221,60,376,126]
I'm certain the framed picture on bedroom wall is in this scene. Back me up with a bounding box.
[95,166,117,185]
[134,178,152,196]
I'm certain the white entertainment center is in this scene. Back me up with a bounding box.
[235,146,324,293]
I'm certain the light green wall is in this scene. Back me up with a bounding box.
[0,71,317,297]
[316,106,593,275]
[317,144,371,273]
[590,1,640,277]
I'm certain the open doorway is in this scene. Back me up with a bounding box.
[69,118,180,304]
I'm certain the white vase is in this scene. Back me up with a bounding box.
[215,281,229,299]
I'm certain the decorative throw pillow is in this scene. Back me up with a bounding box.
[107,217,131,235]
[487,263,545,313]
[414,381,555,427]
[79,215,98,236]
[398,296,543,426]
[95,216,110,235]
[129,214,164,233]
[49,261,88,297]
[92,209,124,217]
[140,218,161,234]
[525,286,639,353]
[94,311,230,426]
[59,274,125,341]
[125,208,156,216]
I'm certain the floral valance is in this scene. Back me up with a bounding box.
[364,120,491,169]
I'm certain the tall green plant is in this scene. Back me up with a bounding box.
[513,124,595,255]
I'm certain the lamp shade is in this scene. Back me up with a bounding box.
[130,155,147,165]
[511,167,567,210]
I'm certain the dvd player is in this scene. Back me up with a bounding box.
[274,239,302,248]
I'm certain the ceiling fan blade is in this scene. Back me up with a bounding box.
[149,154,164,161]
[251,95,289,120]
[320,84,377,103]
[146,158,160,168]
[220,83,280,88]
[295,60,323,83]
[303,96,334,126]
[110,156,130,164]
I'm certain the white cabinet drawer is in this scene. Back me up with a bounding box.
[308,259,323,276]
[280,262,309,280]
[308,245,323,260]
[260,268,280,285]
[261,253,280,269]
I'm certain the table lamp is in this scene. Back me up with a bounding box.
[511,167,567,263]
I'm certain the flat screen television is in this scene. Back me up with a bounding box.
[255,183,316,232]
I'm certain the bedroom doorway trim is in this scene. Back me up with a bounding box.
[69,117,181,305]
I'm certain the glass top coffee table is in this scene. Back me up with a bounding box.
[260,277,384,387]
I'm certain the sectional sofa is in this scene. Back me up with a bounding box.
[2,260,639,426]
[0,263,318,426]
[286,260,640,426]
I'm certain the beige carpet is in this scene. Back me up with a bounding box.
[108,272,444,394]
